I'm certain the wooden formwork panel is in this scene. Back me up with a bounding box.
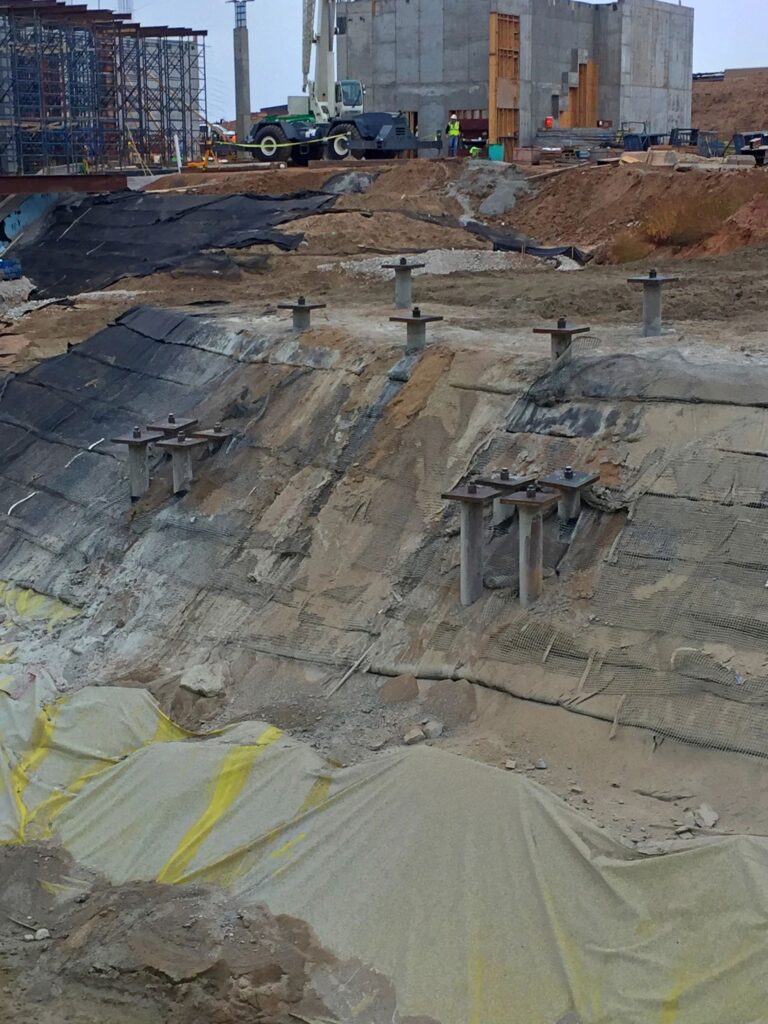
[561,60,599,129]
[489,12,520,159]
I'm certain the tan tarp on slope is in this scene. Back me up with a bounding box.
[2,682,768,1024]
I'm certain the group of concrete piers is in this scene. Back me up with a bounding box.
[535,270,678,367]
[112,415,232,502]
[281,263,677,369]
[280,256,445,354]
[443,466,599,609]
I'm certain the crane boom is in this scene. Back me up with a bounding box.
[302,0,316,88]
[313,0,337,117]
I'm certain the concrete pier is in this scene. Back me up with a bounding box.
[532,318,591,365]
[501,484,558,609]
[382,258,426,309]
[111,427,164,502]
[146,414,199,438]
[192,424,234,453]
[390,307,444,354]
[540,466,600,525]
[475,469,537,527]
[278,297,327,333]
[157,433,207,495]
[627,269,679,338]
[442,480,500,606]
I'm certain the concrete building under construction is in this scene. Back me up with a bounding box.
[0,0,207,174]
[337,0,694,157]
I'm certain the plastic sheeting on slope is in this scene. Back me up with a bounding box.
[12,190,335,297]
[466,219,592,264]
[2,684,768,1024]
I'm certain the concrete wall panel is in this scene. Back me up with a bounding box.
[338,0,693,146]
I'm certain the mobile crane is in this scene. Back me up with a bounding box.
[249,0,439,164]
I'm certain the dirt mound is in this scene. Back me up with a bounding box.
[336,159,464,216]
[287,210,489,255]
[687,193,768,256]
[692,68,768,138]
[147,160,469,219]
[507,163,768,260]
[0,846,438,1024]
[146,166,347,196]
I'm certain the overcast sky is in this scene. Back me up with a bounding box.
[128,0,768,119]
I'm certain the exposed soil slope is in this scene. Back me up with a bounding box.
[507,163,768,260]
[692,68,768,138]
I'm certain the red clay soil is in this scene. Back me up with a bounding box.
[692,68,768,138]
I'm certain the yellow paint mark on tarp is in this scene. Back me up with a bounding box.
[26,760,117,841]
[0,582,80,630]
[156,726,282,884]
[271,834,306,859]
[171,772,338,888]
[149,711,194,745]
[661,993,680,1024]
[298,775,332,814]
[8,700,64,842]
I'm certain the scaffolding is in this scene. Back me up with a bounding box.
[0,0,207,174]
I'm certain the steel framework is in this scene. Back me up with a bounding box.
[0,1,207,174]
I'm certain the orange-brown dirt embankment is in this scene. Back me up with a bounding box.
[692,68,768,138]
[506,163,768,261]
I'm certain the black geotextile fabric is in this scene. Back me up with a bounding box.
[0,307,231,566]
[466,220,591,264]
[14,190,335,298]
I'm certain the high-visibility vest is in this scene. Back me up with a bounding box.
[448,120,461,137]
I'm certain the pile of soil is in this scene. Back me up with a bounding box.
[335,160,464,217]
[148,160,469,219]
[286,210,489,255]
[145,166,344,196]
[507,163,768,260]
[692,68,768,138]
[689,193,768,256]
[0,846,437,1024]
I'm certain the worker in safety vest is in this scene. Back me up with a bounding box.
[446,113,461,157]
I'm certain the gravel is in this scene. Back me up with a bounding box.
[321,248,544,279]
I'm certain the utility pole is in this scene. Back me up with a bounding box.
[227,0,254,149]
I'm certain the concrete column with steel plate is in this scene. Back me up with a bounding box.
[626,269,679,338]
[532,317,591,365]
[146,414,199,439]
[441,480,501,606]
[157,433,208,495]
[390,307,444,354]
[500,484,559,609]
[277,296,327,333]
[539,466,600,525]
[474,468,538,527]
[191,423,234,454]
[382,257,426,309]
[111,426,165,502]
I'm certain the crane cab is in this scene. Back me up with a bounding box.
[336,80,364,117]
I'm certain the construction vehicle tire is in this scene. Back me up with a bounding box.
[252,126,287,162]
[325,123,362,161]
